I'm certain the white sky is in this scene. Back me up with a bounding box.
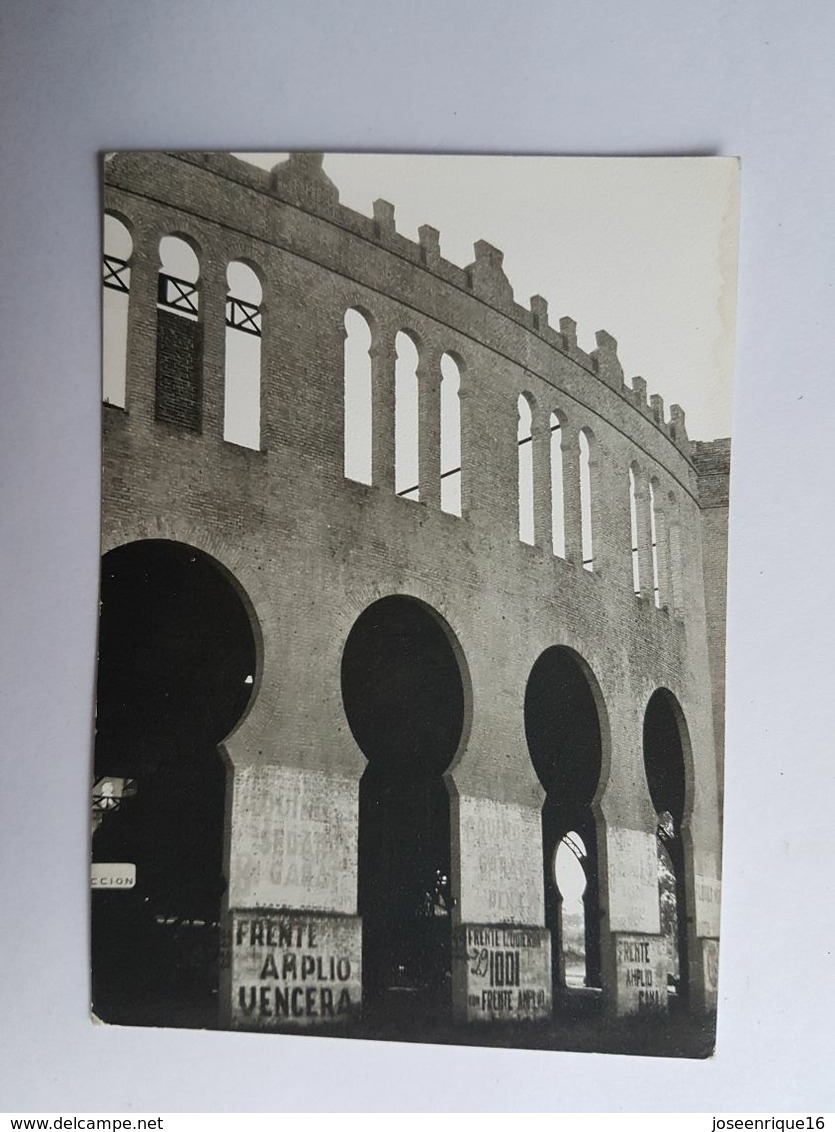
[237,153,738,441]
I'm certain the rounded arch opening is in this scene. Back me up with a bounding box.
[92,539,258,1027]
[158,234,200,280]
[525,646,607,999]
[643,688,690,825]
[226,259,263,306]
[395,331,420,500]
[643,687,692,1008]
[341,594,469,1026]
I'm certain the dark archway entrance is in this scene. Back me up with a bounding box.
[341,595,467,1028]
[643,687,690,1010]
[525,647,604,1006]
[92,539,256,1027]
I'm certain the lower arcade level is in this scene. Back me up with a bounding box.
[92,538,720,1056]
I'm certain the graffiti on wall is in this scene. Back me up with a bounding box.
[228,910,362,1028]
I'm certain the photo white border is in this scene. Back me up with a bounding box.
[2,0,833,1112]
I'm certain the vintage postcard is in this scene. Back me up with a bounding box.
[93,151,737,1057]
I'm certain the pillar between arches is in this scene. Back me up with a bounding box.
[219,758,362,1032]
[598,816,672,1017]
[688,844,722,1013]
[123,220,164,431]
[531,409,553,553]
[561,427,583,566]
[371,332,397,494]
[198,253,228,442]
[418,347,443,509]
[446,778,552,1024]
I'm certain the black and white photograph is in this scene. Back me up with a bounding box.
[5,0,835,1113]
[93,150,737,1058]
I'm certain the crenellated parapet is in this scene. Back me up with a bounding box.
[141,150,694,459]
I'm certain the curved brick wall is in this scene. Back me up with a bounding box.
[101,151,728,1026]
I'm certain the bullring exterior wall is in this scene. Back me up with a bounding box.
[101,151,727,1027]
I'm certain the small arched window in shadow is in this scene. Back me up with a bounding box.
[395,332,420,501]
[649,480,661,607]
[554,832,589,988]
[579,429,594,570]
[629,466,641,594]
[518,394,534,545]
[156,236,202,431]
[550,413,565,558]
[343,309,373,485]
[440,353,461,516]
[223,262,262,450]
[102,215,132,408]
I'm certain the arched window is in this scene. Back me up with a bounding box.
[440,353,462,516]
[156,236,202,431]
[102,214,132,409]
[649,480,661,607]
[395,332,420,501]
[579,429,594,571]
[550,413,565,558]
[629,466,641,595]
[517,394,534,545]
[343,309,373,485]
[158,236,199,319]
[224,261,262,450]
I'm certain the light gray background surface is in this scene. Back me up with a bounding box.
[1,0,832,1113]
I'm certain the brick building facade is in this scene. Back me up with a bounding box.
[97,151,730,1046]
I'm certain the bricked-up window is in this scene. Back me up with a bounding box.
[579,429,594,570]
[343,309,373,484]
[156,236,202,431]
[102,214,132,409]
[550,412,565,558]
[224,262,262,450]
[395,331,420,501]
[649,480,661,607]
[440,353,461,516]
[518,394,534,545]
[629,465,641,594]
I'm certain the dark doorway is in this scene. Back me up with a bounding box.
[92,540,256,1027]
[525,647,604,1002]
[341,595,466,1027]
[643,688,690,1009]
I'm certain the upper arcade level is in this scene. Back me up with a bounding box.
[102,150,727,629]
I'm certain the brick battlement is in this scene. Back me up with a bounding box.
[109,150,696,462]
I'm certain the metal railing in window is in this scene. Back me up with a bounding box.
[158,272,199,316]
[103,254,130,293]
[226,295,262,336]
